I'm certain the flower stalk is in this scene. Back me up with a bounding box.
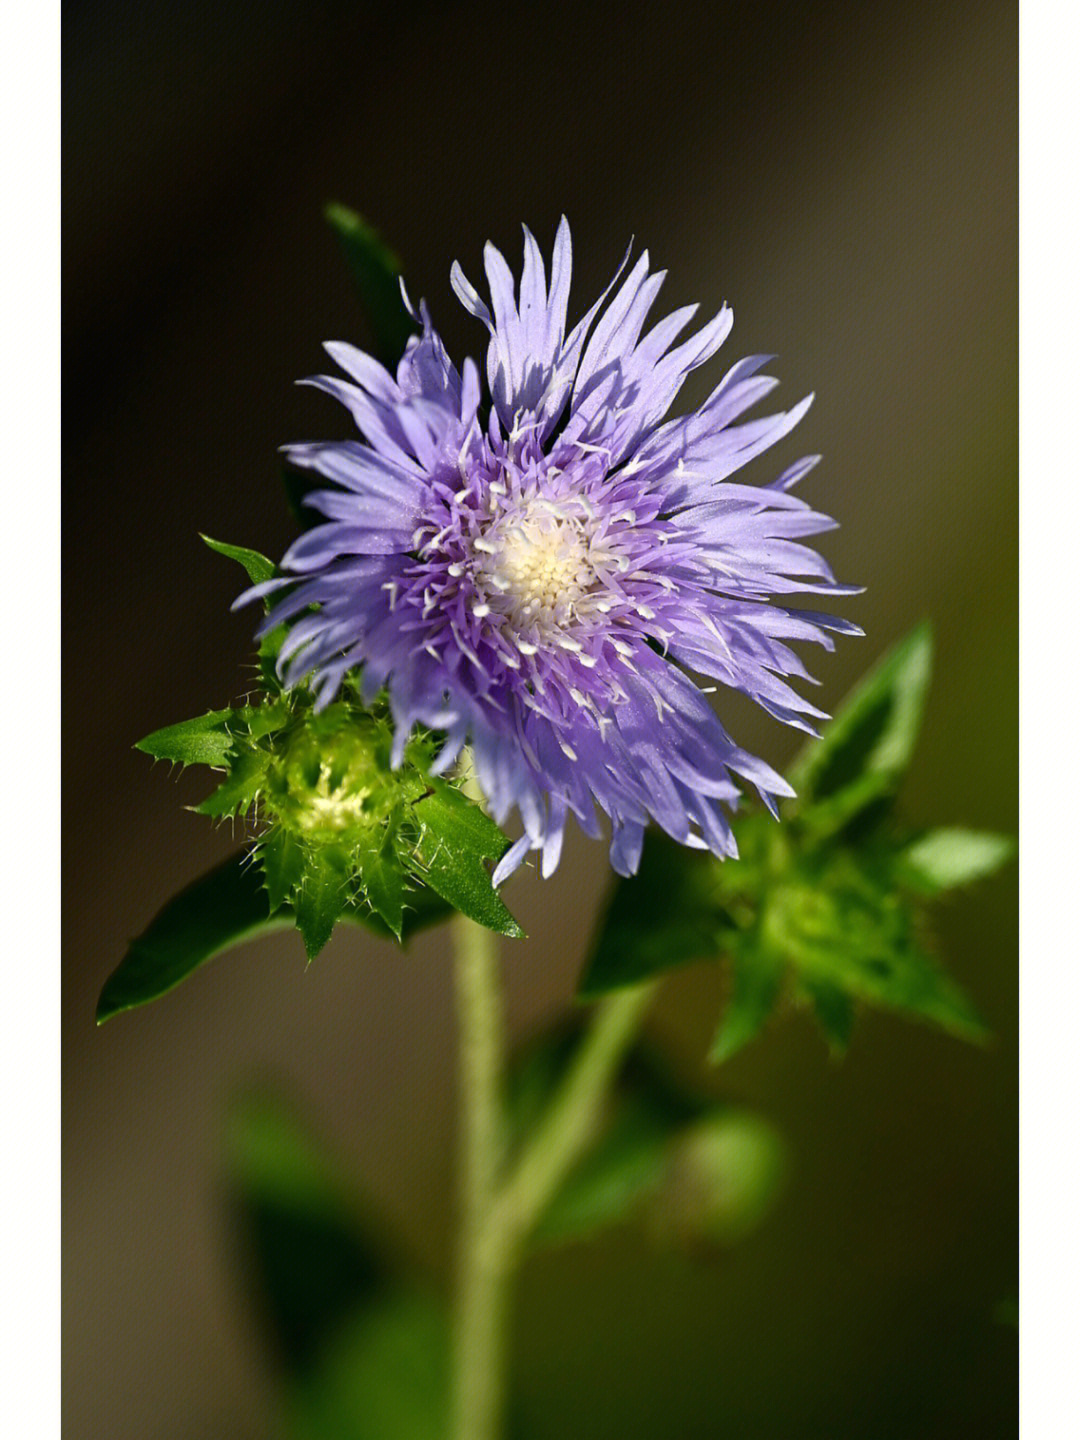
[449,906,512,1440]
[448,889,660,1440]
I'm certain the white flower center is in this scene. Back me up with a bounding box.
[474,504,600,631]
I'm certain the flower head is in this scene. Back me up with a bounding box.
[243,220,859,883]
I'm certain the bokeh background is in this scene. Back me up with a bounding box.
[64,0,1017,1435]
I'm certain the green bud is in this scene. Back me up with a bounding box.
[261,707,406,842]
[649,1111,787,1248]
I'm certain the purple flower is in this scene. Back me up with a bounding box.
[243,220,860,884]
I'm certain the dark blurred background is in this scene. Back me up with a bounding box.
[64,0,1017,1435]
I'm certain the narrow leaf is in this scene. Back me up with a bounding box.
[804,935,987,1042]
[294,846,351,960]
[800,977,856,1057]
[97,853,290,1024]
[789,622,934,833]
[201,536,287,684]
[260,826,307,913]
[325,204,417,367]
[98,848,454,1024]
[194,748,270,817]
[898,827,1016,894]
[224,1089,392,1374]
[201,534,277,588]
[358,838,406,940]
[709,947,785,1064]
[135,709,239,768]
[409,782,524,938]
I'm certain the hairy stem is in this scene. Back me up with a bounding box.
[449,904,509,1440]
[495,979,661,1247]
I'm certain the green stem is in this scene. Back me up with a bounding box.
[496,979,661,1249]
[448,758,662,1440]
[449,906,510,1440]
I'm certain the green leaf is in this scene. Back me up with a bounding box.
[800,977,856,1057]
[358,836,406,940]
[98,849,454,1024]
[709,947,786,1064]
[578,836,724,998]
[755,857,991,1044]
[193,748,270,817]
[409,781,524,938]
[285,1290,450,1440]
[201,535,288,686]
[294,845,351,960]
[898,827,1016,894]
[201,533,277,588]
[241,698,291,740]
[97,853,291,1024]
[226,1092,459,1439]
[135,708,239,768]
[225,1089,393,1374]
[260,826,307,913]
[841,940,988,1041]
[325,204,417,367]
[789,622,934,834]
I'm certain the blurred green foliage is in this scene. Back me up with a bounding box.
[581,625,1015,1059]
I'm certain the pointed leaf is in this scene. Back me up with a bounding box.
[224,1091,473,1439]
[97,853,291,1024]
[98,848,454,1024]
[800,977,856,1057]
[135,709,239,768]
[579,837,724,998]
[294,846,351,960]
[194,748,269,817]
[260,825,307,913]
[789,622,934,833]
[409,782,524,938]
[842,940,988,1042]
[898,828,1016,895]
[201,535,288,685]
[224,1089,394,1374]
[325,204,417,367]
[796,924,987,1042]
[358,837,406,940]
[201,534,277,588]
[286,1290,450,1440]
[709,947,786,1064]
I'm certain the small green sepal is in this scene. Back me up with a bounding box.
[408,780,526,939]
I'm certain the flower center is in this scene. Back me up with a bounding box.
[474,503,600,632]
